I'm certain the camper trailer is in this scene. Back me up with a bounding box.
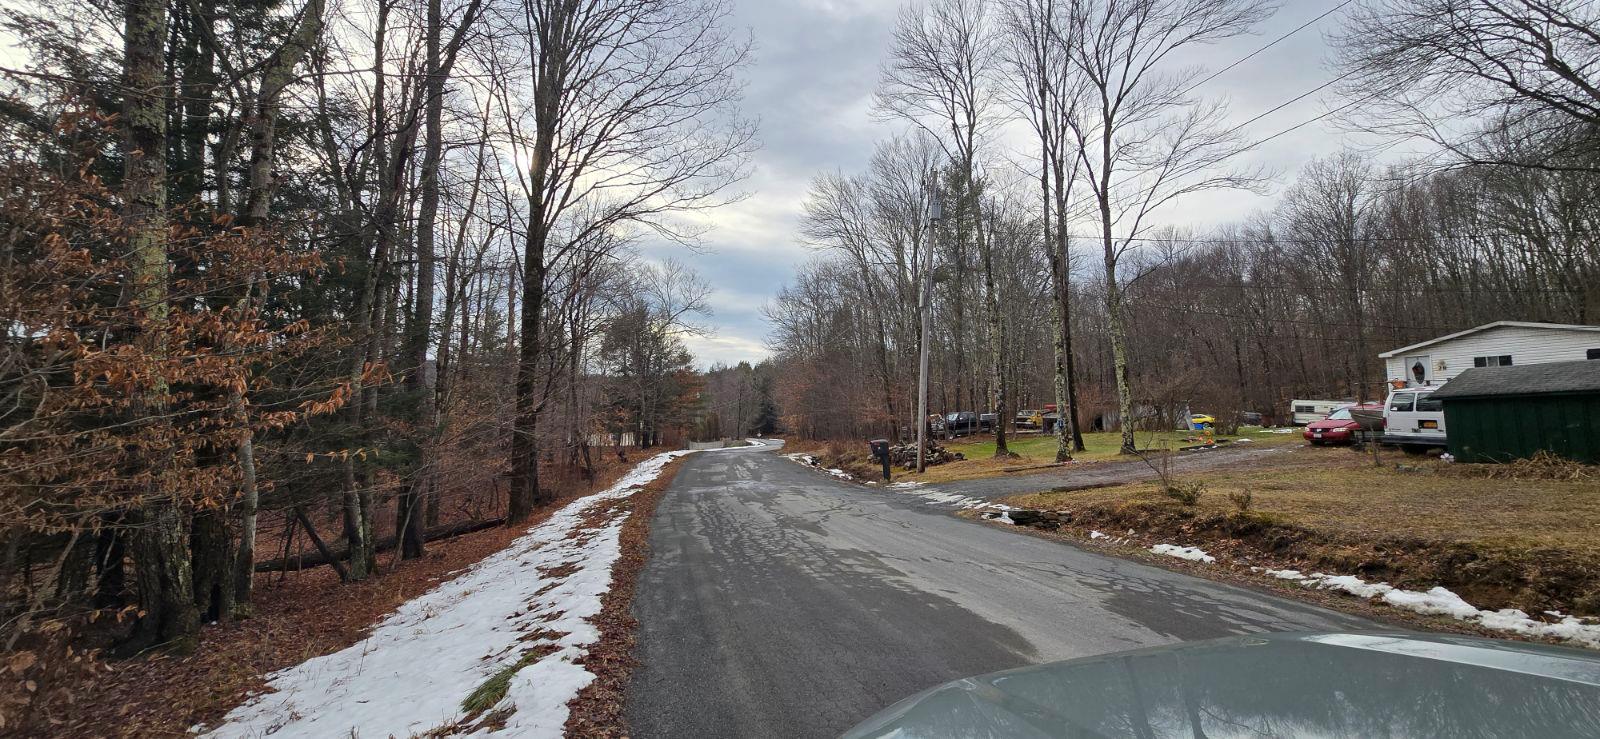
[1289,399,1349,426]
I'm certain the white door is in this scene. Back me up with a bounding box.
[1403,354,1431,385]
[1387,390,1417,434]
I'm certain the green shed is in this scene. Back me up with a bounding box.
[1429,360,1600,463]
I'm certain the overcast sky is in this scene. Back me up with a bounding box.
[642,0,1383,369]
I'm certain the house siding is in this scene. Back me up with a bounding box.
[1383,326,1600,385]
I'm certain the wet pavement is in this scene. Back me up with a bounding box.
[626,441,1369,739]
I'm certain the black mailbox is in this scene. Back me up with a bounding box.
[869,439,892,481]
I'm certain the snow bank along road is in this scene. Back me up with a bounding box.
[626,441,1370,739]
[204,449,702,739]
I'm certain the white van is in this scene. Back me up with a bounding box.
[1290,399,1349,426]
[1381,385,1447,448]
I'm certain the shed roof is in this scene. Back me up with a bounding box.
[1378,321,1600,358]
[1430,360,1600,400]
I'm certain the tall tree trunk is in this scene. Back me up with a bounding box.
[398,0,443,560]
[122,0,200,655]
[982,205,1010,458]
[190,508,234,622]
[509,8,567,524]
[1051,154,1085,452]
[232,0,326,611]
[1099,126,1136,454]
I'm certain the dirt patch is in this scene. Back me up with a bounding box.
[998,448,1600,619]
[22,460,644,739]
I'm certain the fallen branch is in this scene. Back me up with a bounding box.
[255,516,505,573]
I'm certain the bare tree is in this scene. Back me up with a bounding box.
[1333,0,1600,172]
[1069,0,1273,453]
[1001,0,1088,457]
[502,0,754,523]
[878,0,1020,457]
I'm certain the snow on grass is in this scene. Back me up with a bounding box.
[1257,570,1600,649]
[1149,544,1216,563]
[205,449,696,739]
[1089,530,1107,540]
[915,490,1005,509]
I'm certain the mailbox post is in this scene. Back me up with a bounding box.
[869,438,891,481]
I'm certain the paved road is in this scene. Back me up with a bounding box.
[626,441,1368,739]
[927,443,1288,500]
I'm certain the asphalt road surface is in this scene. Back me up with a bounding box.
[626,441,1370,739]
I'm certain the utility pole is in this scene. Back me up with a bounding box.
[916,190,942,473]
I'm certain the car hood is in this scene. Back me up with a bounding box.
[842,633,1600,739]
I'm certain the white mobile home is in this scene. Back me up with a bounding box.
[1379,321,1600,386]
[1290,399,1351,425]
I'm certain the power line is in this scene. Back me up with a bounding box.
[1175,0,1360,100]
[1154,280,1585,295]
[1128,300,1498,334]
[1059,228,1600,244]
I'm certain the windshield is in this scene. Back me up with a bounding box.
[1327,409,1352,420]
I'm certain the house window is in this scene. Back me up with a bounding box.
[1473,355,1513,367]
[1589,348,1600,360]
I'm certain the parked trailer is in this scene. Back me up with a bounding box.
[1290,399,1353,426]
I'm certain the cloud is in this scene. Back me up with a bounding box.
[667,0,1373,368]
[682,332,773,369]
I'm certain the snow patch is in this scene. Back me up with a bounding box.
[204,449,696,739]
[1089,530,1107,540]
[1286,571,1600,648]
[1150,544,1216,563]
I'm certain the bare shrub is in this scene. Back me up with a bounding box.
[1228,488,1253,512]
[1163,482,1206,506]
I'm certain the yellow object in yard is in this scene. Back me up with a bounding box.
[1030,411,1044,427]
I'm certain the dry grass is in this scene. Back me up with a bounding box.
[892,428,1302,483]
[1004,446,1600,555]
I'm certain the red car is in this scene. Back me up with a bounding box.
[1303,403,1383,445]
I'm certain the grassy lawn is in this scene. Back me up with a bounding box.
[1002,446,1600,555]
[897,426,1303,483]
